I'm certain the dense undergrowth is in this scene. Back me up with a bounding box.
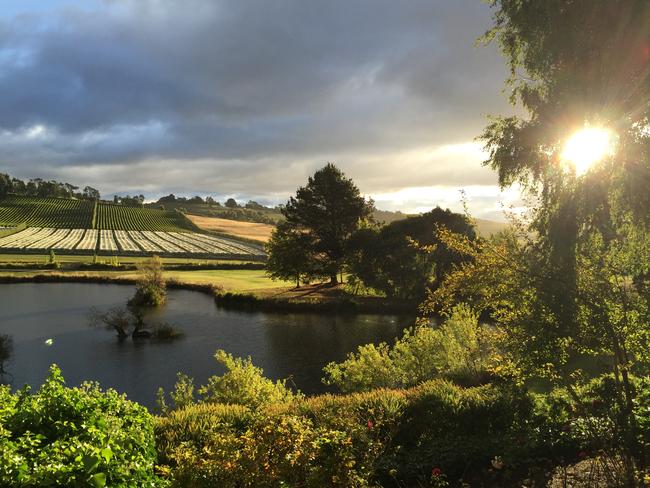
[2,339,650,487]
[155,379,536,487]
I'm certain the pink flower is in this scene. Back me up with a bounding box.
[432,467,442,477]
[367,420,374,430]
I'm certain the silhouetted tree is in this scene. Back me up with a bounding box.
[280,163,374,284]
[224,198,238,208]
[348,207,476,299]
[0,174,11,198]
[158,194,177,203]
[82,186,101,200]
[265,222,316,287]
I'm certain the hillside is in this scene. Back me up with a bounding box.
[96,202,194,232]
[0,194,507,243]
[0,195,195,232]
[183,205,508,242]
[0,196,94,228]
[374,210,508,236]
[473,218,508,237]
[147,201,283,224]
[186,215,275,242]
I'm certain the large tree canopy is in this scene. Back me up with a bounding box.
[432,2,650,481]
[347,208,476,300]
[482,0,649,192]
[265,221,316,288]
[481,0,650,346]
[280,163,374,284]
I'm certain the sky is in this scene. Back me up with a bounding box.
[0,0,521,220]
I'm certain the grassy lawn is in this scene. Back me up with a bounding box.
[0,267,291,293]
[166,269,290,291]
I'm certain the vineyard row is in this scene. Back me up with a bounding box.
[0,227,265,258]
[0,196,193,232]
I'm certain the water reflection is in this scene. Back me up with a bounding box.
[1,283,411,408]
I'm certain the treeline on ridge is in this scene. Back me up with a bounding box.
[0,173,100,201]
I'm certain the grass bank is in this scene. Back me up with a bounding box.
[0,268,283,292]
[215,288,417,314]
[0,267,416,314]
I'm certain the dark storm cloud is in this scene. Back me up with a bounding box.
[0,0,513,214]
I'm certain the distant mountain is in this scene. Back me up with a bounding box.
[372,209,413,225]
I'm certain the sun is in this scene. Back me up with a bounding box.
[561,127,614,176]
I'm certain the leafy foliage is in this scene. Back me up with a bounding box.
[156,373,534,487]
[265,221,316,287]
[158,349,298,412]
[199,350,298,408]
[0,365,160,487]
[470,1,650,482]
[347,207,476,299]
[323,304,499,392]
[276,163,374,284]
[130,255,167,307]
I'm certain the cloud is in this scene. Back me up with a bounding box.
[0,0,515,218]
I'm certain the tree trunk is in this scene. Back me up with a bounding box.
[330,273,338,285]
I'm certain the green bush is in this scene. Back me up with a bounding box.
[155,377,535,487]
[0,365,160,487]
[199,350,297,408]
[129,256,166,307]
[323,304,498,392]
[381,380,533,485]
[157,350,298,413]
[530,374,650,467]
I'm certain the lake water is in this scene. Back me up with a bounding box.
[0,283,410,408]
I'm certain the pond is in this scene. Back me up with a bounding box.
[0,283,410,408]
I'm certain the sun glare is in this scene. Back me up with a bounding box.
[561,127,614,176]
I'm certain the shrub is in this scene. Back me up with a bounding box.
[157,350,298,413]
[130,255,166,307]
[199,350,297,408]
[380,380,533,485]
[0,365,160,487]
[152,324,184,341]
[155,375,536,487]
[531,374,650,473]
[323,304,498,392]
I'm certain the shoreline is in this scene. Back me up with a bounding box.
[0,272,417,315]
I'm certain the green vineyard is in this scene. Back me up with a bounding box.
[0,196,93,228]
[96,203,194,232]
[0,196,195,232]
